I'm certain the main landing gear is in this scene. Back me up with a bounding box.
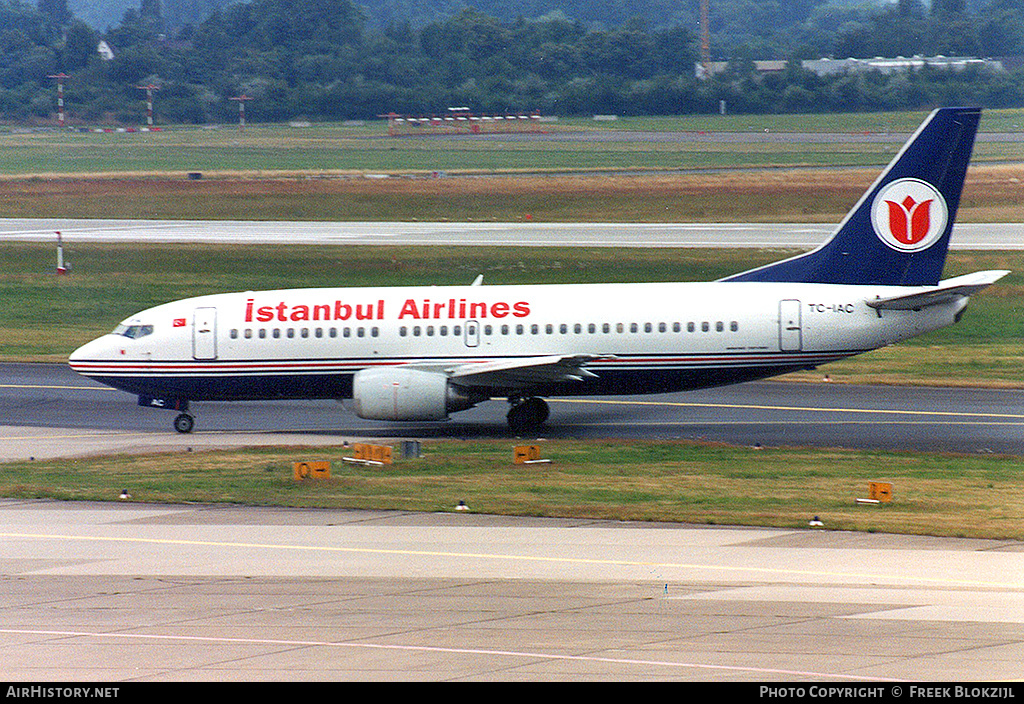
[507,396,549,433]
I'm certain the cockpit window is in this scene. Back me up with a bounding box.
[113,324,154,339]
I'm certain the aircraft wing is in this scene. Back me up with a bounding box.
[866,270,1010,311]
[409,354,606,389]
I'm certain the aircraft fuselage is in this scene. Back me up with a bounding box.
[69,280,964,403]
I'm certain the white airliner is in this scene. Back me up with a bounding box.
[69,107,1007,434]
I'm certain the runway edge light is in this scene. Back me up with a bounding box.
[56,231,69,275]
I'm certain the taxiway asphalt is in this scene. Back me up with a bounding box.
[2,363,1023,460]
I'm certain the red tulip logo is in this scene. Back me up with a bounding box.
[871,179,947,252]
[885,194,933,246]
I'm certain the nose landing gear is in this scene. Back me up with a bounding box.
[173,412,195,434]
[138,395,194,433]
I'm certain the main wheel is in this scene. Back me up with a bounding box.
[507,397,549,432]
[173,413,195,434]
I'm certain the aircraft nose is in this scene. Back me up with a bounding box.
[68,341,87,364]
[68,335,118,367]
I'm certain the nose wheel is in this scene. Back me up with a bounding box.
[173,413,195,434]
[137,395,195,433]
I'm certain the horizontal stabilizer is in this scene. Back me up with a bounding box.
[866,270,1009,311]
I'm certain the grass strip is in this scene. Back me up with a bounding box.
[3,108,1024,178]
[2,440,1022,540]
[3,164,1024,223]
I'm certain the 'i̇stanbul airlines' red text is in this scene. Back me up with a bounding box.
[245,297,531,323]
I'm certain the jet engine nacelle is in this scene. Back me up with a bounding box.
[351,367,483,421]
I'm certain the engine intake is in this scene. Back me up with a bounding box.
[351,367,484,421]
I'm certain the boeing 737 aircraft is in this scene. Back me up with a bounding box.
[70,107,1007,434]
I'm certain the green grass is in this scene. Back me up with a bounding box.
[547,108,1024,133]
[3,440,1023,539]
[3,107,1023,177]
[0,130,897,175]
[0,173,881,222]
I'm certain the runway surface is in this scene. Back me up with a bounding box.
[3,363,1024,459]
[1,499,1022,681]
[3,217,1024,249]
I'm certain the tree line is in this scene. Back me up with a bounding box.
[6,0,1024,125]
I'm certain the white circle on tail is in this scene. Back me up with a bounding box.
[870,178,948,252]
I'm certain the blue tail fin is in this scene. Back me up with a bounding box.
[724,107,981,286]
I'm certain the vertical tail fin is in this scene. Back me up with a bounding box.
[724,107,981,286]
